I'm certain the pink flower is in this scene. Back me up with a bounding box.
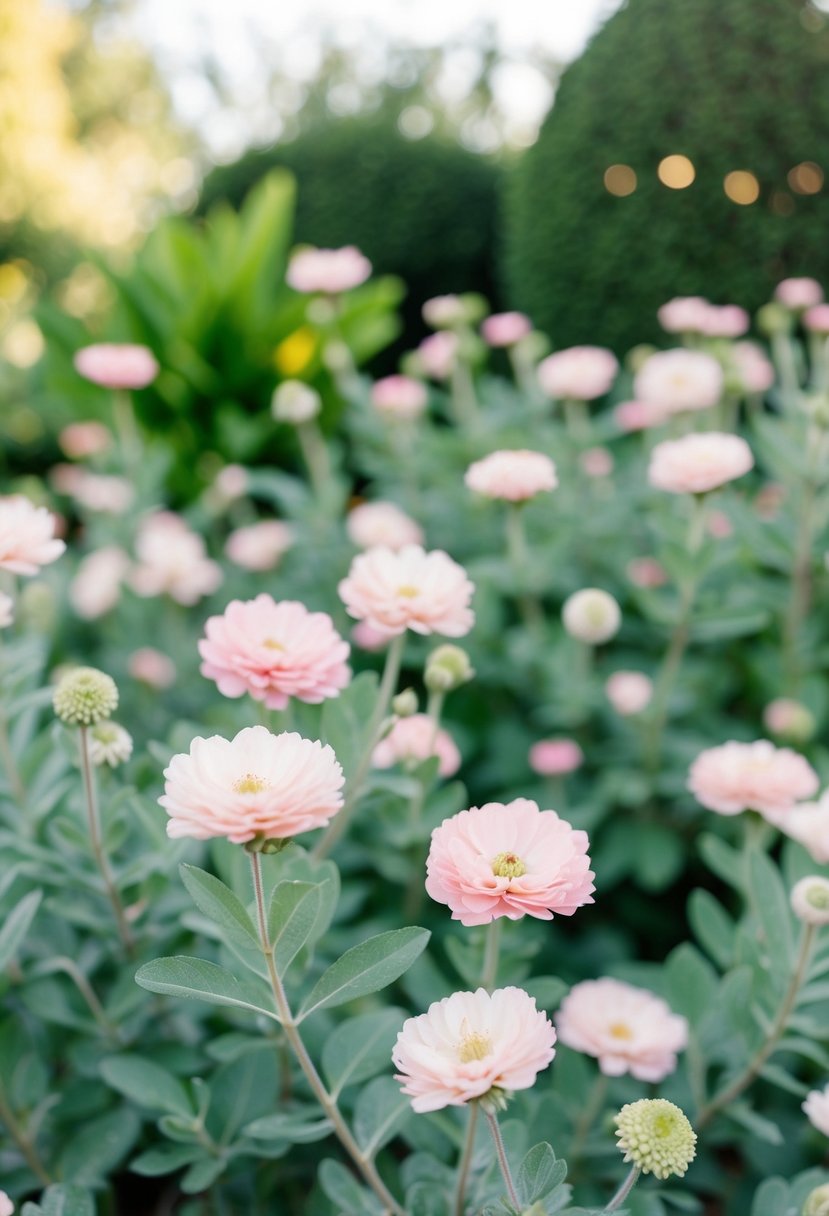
[70,546,130,619]
[129,647,176,689]
[657,296,712,334]
[688,740,819,818]
[371,375,428,421]
[773,791,829,863]
[763,698,815,743]
[775,278,823,310]
[614,399,667,432]
[59,421,111,459]
[698,304,750,338]
[648,432,753,494]
[373,714,461,777]
[225,521,293,572]
[346,502,424,550]
[731,341,775,394]
[286,246,371,294]
[804,304,829,334]
[634,349,724,415]
[0,1191,13,1216]
[425,797,594,926]
[529,739,584,775]
[581,446,614,478]
[416,332,459,381]
[199,595,350,710]
[627,557,668,588]
[214,465,249,501]
[538,346,619,401]
[0,495,65,575]
[339,545,474,638]
[52,467,133,514]
[555,979,688,1082]
[606,671,653,716]
[803,1084,829,1136]
[351,621,389,652]
[465,450,557,502]
[129,512,222,605]
[393,986,556,1112]
[481,312,533,348]
[161,725,344,843]
[74,343,159,390]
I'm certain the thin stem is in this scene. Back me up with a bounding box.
[0,711,25,805]
[38,957,122,1043]
[782,423,826,692]
[568,1071,608,1167]
[563,397,590,443]
[505,505,544,629]
[449,359,480,430]
[481,919,502,993]
[604,1164,641,1213]
[484,1108,520,1211]
[313,633,406,859]
[78,726,135,957]
[112,389,141,480]
[0,1086,52,1185]
[453,1102,479,1216]
[249,853,405,1216]
[296,419,332,502]
[696,922,816,1129]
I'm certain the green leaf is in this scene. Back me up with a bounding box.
[698,833,744,891]
[58,1108,141,1184]
[100,1054,194,1117]
[298,928,430,1021]
[321,671,379,778]
[131,1143,203,1176]
[243,1107,332,1143]
[727,1103,783,1145]
[751,1178,790,1216]
[135,957,277,1021]
[318,1158,384,1216]
[322,1008,407,1097]
[688,888,736,970]
[354,1076,411,1155]
[516,1142,568,1205]
[0,888,42,970]
[666,943,718,1023]
[21,1186,96,1216]
[747,848,794,980]
[268,880,323,975]
[181,1156,228,1194]
[179,863,258,947]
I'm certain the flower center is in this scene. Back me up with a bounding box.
[261,637,285,651]
[457,1031,492,1063]
[491,851,526,879]
[396,584,420,598]
[609,1021,634,1040]
[233,773,270,794]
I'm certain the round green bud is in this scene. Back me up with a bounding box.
[614,1099,697,1181]
[804,1185,829,1216]
[424,644,474,693]
[271,380,321,425]
[791,876,829,927]
[53,666,118,726]
[392,688,419,718]
[757,302,793,336]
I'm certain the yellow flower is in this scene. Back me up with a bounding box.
[274,328,317,376]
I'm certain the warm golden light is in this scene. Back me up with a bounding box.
[724,170,760,205]
[788,162,823,195]
[604,164,637,196]
[657,155,695,189]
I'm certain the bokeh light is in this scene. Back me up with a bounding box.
[724,170,760,204]
[657,154,695,189]
[788,161,823,194]
[604,163,637,196]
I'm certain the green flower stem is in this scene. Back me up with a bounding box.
[568,1070,609,1168]
[402,687,447,921]
[296,418,332,502]
[453,1101,479,1216]
[771,332,800,404]
[112,389,141,480]
[0,1085,52,1185]
[604,1164,641,1213]
[484,1108,520,1211]
[313,633,406,860]
[249,853,406,1216]
[0,709,25,806]
[696,922,816,1129]
[481,918,502,993]
[505,504,544,629]
[563,397,590,443]
[449,359,480,430]
[78,726,135,958]
[38,957,122,1043]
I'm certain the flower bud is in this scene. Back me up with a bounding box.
[53,666,118,726]
[614,1098,696,1180]
[562,588,621,645]
[763,698,816,744]
[424,645,474,693]
[804,1186,829,1216]
[88,722,133,768]
[392,688,419,718]
[271,380,321,425]
[791,876,829,926]
[757,302,793,336]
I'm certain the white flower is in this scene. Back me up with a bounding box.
[88,722,133,768]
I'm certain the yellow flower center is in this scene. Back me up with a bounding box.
[491,851,526,879]
[396,584,420,598]
[261,637,285,651]
[458,1031,492,1063]
[609,1021,634,1040]
[233,773,270,794]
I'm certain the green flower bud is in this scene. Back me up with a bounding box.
[53,666,118,726]
[757,302,793,336]
[424,644,474,693]
[791,876,829,926]
[614,1099,697,1181]
[392,689,418,718]
[271,380,321,425]
[804,1184,829,1216]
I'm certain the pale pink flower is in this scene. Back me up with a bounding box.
[416,332,459,381]
[0,1191,13,1216]
[529,739,584,775]
[373,714,461,778]
[555,978,688,1082]
[774,792,829,864]
[635,349,723,415]
[0,593,13,628]
[393,986,556,1112]
[161,725,344,843]
[627,557,668,588]
[225,521,293,572]
[128,647,176,689]
[74,343,159,390]
[804,304,829,335]
[422,295,468,328]
[688,739,819,818]
[351,621,389,652]
[614,399,667,432]
[606,671,653,716]
[59,421,111,459]
[371,375,428,421]
[775,278,823,310]
[214,464,248,501]
[538,346,619,401]
[53,467,133,514]
[707,509,734,539]
[481,312,533,348]
[130,512,222,605]
[698,303,750,338]
[339,545,474,638]
[581,446,614,478]
[286,246,371,294]
[465,450,557,502]
[803,1084,829,1136]
[0,495,65,576]
[731,341,775,393]
[200,595,349,709]
[648,432,753,495]
[70,546,130,619]
[347,502,424,550]
[657,296,712,335]
[425,797,594,927]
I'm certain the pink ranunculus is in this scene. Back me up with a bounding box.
[803,1084,829,1136]
[555,978,688,1082]
[634,349,724,415]
[698,303,750,338]
[0,495,65,576]
[70,546,130,620]
[128,647,176,689]
[775,277,824,310]
[415,331,459,381]
[161,725,345,843]
[59,421,112,459]
[804,304,829,335]
[373,713,461,778]
[56,468,133,514]
[129,512,222,606]
[339,544,474,639]
[731,341,775,394]
[286,245,371,294]
[537,346,619,401]
[772,791,829,864]
[214,464,249,501]
[627,557,668,588]
[581,446,614,478]
[688,739,819,819]
[225,521,293,572]
[199,595,350,711]
[529,739,584,775]
[481,311,533,348]
[648,432,753,495]
[425,797,595,926]
[351,621,390,652]
[370,375,428,421]
[465,450,557,502]
[606,671,653,716]
[346,502,424,551]
[657,296,712,335]
[614,399,667,432]
[74,343,159,390]
[393,985,556,1113]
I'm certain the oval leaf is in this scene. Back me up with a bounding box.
[298,928,430,1021]
[135,956,278,1021]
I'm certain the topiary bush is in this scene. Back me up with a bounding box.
[503,0,829,352]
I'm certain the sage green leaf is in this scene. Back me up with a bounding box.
[354,1076,411,1155]
[268,880,323,975]
[322,1007,407,1096]
[100,1054,194,1117]
[298,928,430,1021]
[516,1142,568,1205]
[179,863,258,947]
[0,888,42,970]
[21,1186,96,1216]
[318,1158,384,1216]
[135,956,277,1021]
